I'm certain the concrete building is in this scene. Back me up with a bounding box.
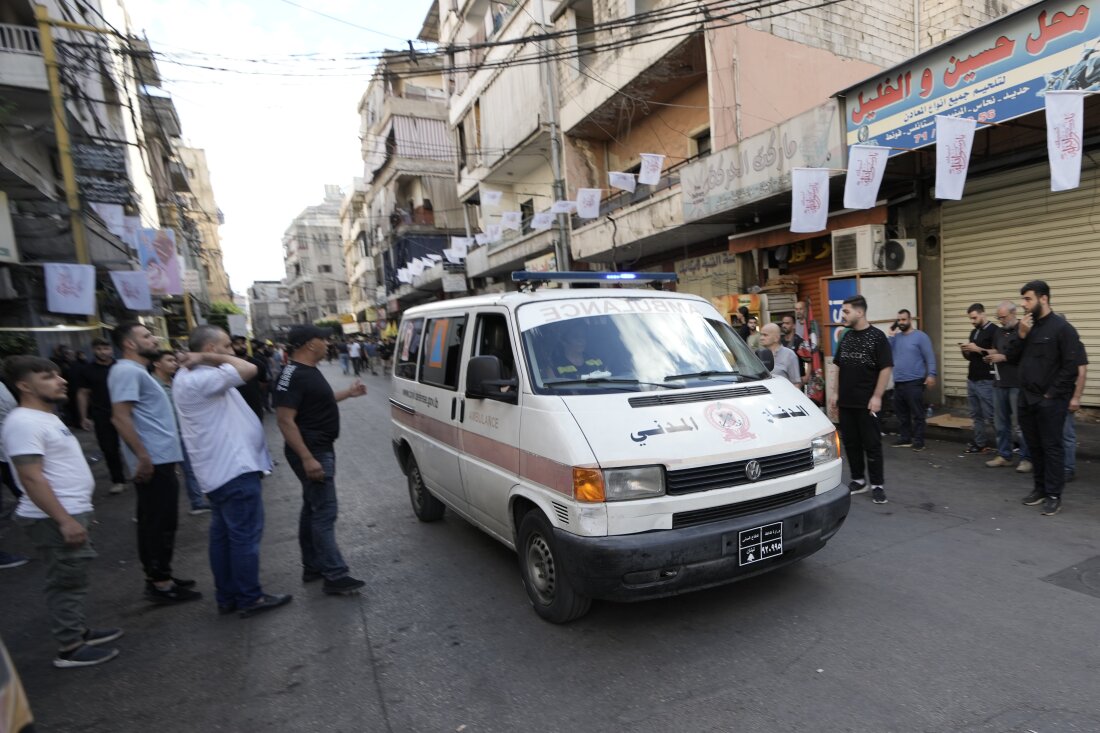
[247,280,292,342]
[283,185,349,324]
[177,145,232,304]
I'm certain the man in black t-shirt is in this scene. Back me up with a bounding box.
[74,337,126,493]
[231,335,269,423]
[829,295,893,505]
[275,324,368,596]
[960,303,997,453]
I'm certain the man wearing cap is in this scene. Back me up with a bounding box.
[275,325,368,595]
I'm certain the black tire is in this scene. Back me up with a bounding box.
[406,455,445,522]
[517,510,591,623]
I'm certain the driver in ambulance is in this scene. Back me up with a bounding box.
[544,330,605,380]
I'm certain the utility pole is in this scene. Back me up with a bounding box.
[534,0,571,275]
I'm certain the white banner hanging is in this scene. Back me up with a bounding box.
[531,211,555,230]
[1045,91,1084,192]
[638,154,665,185]
[480,188,503,207]
[500,211,522,231]
[90,203,126,237]
[109,270,152,311]
[44,263,97,316]
[474,233,489,246]
[442,248,464,264]
[397,268,411,284]
[790,168,830,233]
[575,188,601,219]
[934,116,976,200]
[450,236,471,256]
[486,223,503,243]
[843,145,890,209]
[608,171,637,193]
[550,200,577,215]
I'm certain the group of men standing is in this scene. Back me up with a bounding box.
[2,322,368,668]
[842,279,1084,517]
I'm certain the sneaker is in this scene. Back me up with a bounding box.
[82,628,123,646]
[871,487,888,504]
[847,480,868,495]
[188,507,211,516]
[892,439,913,448]
[170,577,197,589]
[1040,496,1062,516]
[1065,470,1076,483]
[964,443,990,454]
[302,569,323,583]
[1022,490,1045,506]
[1016,460,1033,474]
[145,584,203,604]
[109,483,126,495]
[0,552,30,569]
[322,576,366,595]
[54,644,119,669]
[238,593,293,618]
[911,443,926,452]
[985,456,1012,468]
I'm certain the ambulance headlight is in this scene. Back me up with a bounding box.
[603,466,665,501]
[812,430,841,465]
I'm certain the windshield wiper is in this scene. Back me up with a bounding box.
[544,378,683,390]
[664,370,746,382]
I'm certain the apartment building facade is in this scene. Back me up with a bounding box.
[248,279,292,342]
[176,145,232,304]
[283,185,350,324]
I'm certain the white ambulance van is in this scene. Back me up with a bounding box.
[390,273,848,623]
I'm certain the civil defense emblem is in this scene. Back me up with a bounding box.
[704,401,756,442]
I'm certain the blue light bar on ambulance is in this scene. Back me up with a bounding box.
[510,271,678,283]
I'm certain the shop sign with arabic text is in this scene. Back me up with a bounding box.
[844,1,1098,152]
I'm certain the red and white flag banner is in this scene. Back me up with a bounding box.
[638,154,664,185]
[843,145,890,209]
[608,171,637,193]
[500,211,522,231]
[531,211,555,230]
[935,116,976,200]
[45,263,96,315]
[109,270,152,311]
[575,188,601,219]
[790,168,830,233]
[1045,91,1084,192]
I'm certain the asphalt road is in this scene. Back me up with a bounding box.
[2,361,1098,733]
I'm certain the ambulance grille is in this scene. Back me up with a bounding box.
[672,485,816,529]
[551,501,570,525]
[628,385,770,408]
[665,448,814,495]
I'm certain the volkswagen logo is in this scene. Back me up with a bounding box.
[744,459,762,482]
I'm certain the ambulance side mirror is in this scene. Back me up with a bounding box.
[755,348,775,372]
[466,355,519,404]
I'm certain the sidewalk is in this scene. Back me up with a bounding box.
[921,406,1100,461]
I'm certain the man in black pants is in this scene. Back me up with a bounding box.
[1002,280,1080,516]
[75,338,127,495]
[829,295,893,505]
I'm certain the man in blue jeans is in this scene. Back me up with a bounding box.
[888,309,936,451]
[173,325,291,618]
[960,304,997,453]
[275,324,367,595]
[1063,343,1087,482]
[984,302,1032,472]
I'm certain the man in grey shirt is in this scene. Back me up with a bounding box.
[761,323,801,386]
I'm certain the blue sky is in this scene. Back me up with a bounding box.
[126,0,430,292]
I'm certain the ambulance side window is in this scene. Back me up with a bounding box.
[474,313,515,381]
[419,316,467,390]
[394,318,424,381]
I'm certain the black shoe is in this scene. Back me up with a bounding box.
[145,584,203,604]
[964,443,989,454]
[911,443,926,452]
[848,480,868,495]
[323,576,366,595]
[54,644,119,669]
[82,628,123,646]
[891,439,913,448]
[1022,490,1045,506]
[871,487,888,504]
[302,569,323,583]
[217,603,237,615]
[170,577,197,589]
[238,593,293,618]
[1040,496,1062,516]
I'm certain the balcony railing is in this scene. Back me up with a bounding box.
[571,152,703,229]
[0,24,41,55]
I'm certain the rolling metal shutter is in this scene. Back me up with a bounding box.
[941,161,1099,406]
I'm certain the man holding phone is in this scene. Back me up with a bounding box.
[959,304,997,454]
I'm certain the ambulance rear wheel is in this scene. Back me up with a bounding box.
[518,510,591,623]
[407,456,445,522]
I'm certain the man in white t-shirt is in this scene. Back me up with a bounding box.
[173,325,291,618]
[347,339,363,377]
[2,356,122,668]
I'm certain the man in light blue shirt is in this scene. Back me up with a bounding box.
[888,309,937,451]
[109,322,200,605]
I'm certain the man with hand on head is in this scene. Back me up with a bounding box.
[174,325,291,618]
[276,325,368,596]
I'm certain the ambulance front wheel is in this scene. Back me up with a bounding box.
[518,510,591,623]
[406,455,445,522]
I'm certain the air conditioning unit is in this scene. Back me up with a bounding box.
[832,225,917,274]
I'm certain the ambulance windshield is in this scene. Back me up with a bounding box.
[518,297,769,395]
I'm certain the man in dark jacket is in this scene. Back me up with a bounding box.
[1001,280,1080,516]
[231,336,269,423]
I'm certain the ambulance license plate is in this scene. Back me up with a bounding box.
[736,522,783,566]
